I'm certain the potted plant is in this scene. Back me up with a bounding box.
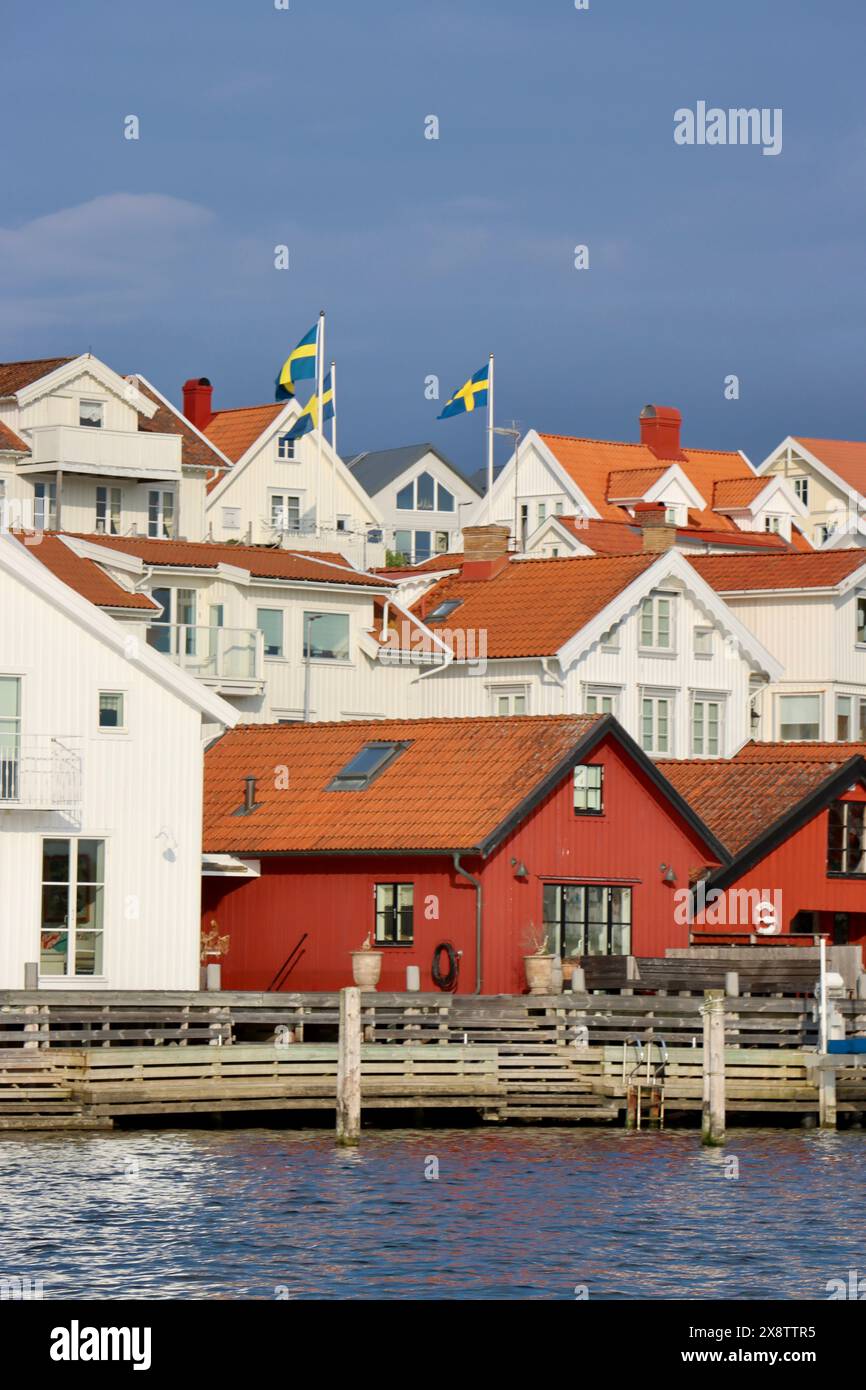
[523,926,556,995]
[351,933,383,989]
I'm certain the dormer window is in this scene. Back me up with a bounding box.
[327,741,409,791]
[277,436,296,460]
[79,400,103,429]
[764,515,782,534]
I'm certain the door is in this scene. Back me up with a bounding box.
[0,677,20,800]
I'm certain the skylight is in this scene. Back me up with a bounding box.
[327,741,409,791]
[426,599,463,624]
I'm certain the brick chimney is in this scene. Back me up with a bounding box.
[634,502,677,553]
[183,377,214,432]
[461,524,511,581]
[639,404,684,461]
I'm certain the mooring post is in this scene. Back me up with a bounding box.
[818,1061,837,1129]
[336,986,362,1145]
[702,989,725,1146]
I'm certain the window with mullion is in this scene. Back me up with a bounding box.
[828,801,866,875]
[543,883,632,958]
[375,883,414,944]
[40,838,105,977]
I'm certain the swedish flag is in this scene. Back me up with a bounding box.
[438,363,490,419]
[281,372,335,443]
[275,323,318,400]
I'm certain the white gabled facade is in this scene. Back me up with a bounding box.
[344,444,480,564]
[759,436,866,549]
[469,430,598,546]
[0,533,236,990]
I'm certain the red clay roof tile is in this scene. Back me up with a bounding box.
[0,358,74,395]
[14,534,158,611]
[67,534,392,587]
[687,549,866,592]
[204,403,286,463]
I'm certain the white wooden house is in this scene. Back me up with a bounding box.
[343,443,480,565]
[758,436,866,549]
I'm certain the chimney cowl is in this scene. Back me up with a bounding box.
[639,404,684,461]
[183,377,214,432]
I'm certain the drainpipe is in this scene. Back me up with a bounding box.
[452,852,482,994]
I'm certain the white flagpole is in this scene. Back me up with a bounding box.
[486,352,495,501]
[316,309,325,538]
[330,358,337,456]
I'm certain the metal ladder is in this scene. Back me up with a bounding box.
[624,1037,668,1130]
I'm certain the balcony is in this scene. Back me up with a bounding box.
[0,737,82,812]
[23,425,182,481]
[146,624,265,695]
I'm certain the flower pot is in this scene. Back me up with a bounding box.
[524,953,556,995]
[351,950,383,989]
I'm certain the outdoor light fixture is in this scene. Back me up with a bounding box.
[510,857,529,880]
[660,863,677,884]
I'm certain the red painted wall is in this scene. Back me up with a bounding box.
[203,732,720,994]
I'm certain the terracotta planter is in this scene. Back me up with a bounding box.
[351,950,383,989]
[524,953,556,995]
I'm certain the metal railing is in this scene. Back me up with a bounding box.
[0,736,82,810]
[145,624,264,682]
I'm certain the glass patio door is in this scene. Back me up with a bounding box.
[0,677,21,801]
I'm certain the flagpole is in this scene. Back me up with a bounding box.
[330,358,337,456]
[316,309,325,538]
[487,352,495,501]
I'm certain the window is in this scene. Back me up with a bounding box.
[329,742,408,791]
[40,839,105,977]
[375,883,414,944]
[336,516,349,533]
[257,608,284,659]
[692,697,723,756]
[148,490,175,539]
[574,765,603,814]
[555,501,564,515]
[639,595,673,650]
[827,801,866,875]
[416,472,435,510]
[779,694,821,741]
[764,515,782,534]
[277,436,296,460]
[414,531,432,562]
[519,504,529,548]
[396,483,414,511]
[542,884,632,958]
[427,599,463,624]
[538,502,547,527]
[794,477,810,507]
[438,484,455,513]
[641,694,672,754]
[95,486,122,535]
[694,626,713,657]
[222,507,241,530]
[394,529,412,561]
[857,597,866,645]
[146,587,196,656]
[859,698,866,742]
[584,688,618,716]
[490,686,527,716]
[271,493,301,531]
[303,611,350,661]
[98,692,124,730]
[837,695,853,741]
[34,481,57,530]
[396,473,455,512]
[435,531,449,554]
[79,400,103,428]
[0,676,21,801]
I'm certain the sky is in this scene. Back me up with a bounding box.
[3,0,866,479]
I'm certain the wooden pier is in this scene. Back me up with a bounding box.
[1,979,865,1132]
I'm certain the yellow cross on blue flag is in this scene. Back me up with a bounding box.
[275,323,318,400]
[281,371,335,443]
[438,363,490,419]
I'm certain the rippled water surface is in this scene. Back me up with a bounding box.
[2,1126,865,1299]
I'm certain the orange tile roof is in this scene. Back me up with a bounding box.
[662,741,866,855]
[204,714,604,853]
[554,517,800,555]
[688,549,866,592]
[712,477,768,508]
[204,403,286,463]
[0,358,74,395]
[607,467,666,498]
[793,437,866,498]
[0,420,28,452]
[410,554,657,658]
[131,379,229,477]
[67,534,392,588]
[14,534,158,611]
[540,431,759,533]
[375,552,464,578]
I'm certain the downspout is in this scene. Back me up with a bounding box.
[452,852,483,994]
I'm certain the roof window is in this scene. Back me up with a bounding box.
[426,598,463,624]
[327,741,409,791]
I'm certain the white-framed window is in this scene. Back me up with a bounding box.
[40,838,105,978]
[537,502,547,527]
[641,691,674,755]
[779,694,821,741]
[98,691,125,732]
[257,608,284,659]
[664,504,685,526]
[828,802,866,876]
[764,515,782,534]
[222,507,241,531]
[856,596,866,645]
[793,477,810,507]
[837,695,853,741]
[694,626,713,657]
[148,490,175,539]
[691,695,724,756]
[489,685,528,716]
[303,611,350,661]
[336,515,351,533]
[639,594,674,651]
[34,481,57,531]
[375,883,414,944]
[574,765,604,814]
[584,686,619,717]
[270,492,301,532]
[395,472,455,513]
[277,436,296,461]
[554,500,564,516]
[96,486,122,535]
[79,400,103,429]
[0,675,21,802]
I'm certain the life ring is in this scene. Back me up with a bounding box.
[432,941,459,992]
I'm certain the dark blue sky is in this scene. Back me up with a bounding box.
[3,0,865,476]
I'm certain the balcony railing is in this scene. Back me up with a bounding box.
[0,737,82,811]
[25,425,182,481]
[146,624,264,685]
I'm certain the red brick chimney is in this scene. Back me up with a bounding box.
[634,501,677,552]
[461,524,511,581]
[183,377,214,432]
[639,404,685,461]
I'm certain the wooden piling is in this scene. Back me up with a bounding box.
[702,990,725,1146]
[336,987,361,1145]
[818,1062,837,1129]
